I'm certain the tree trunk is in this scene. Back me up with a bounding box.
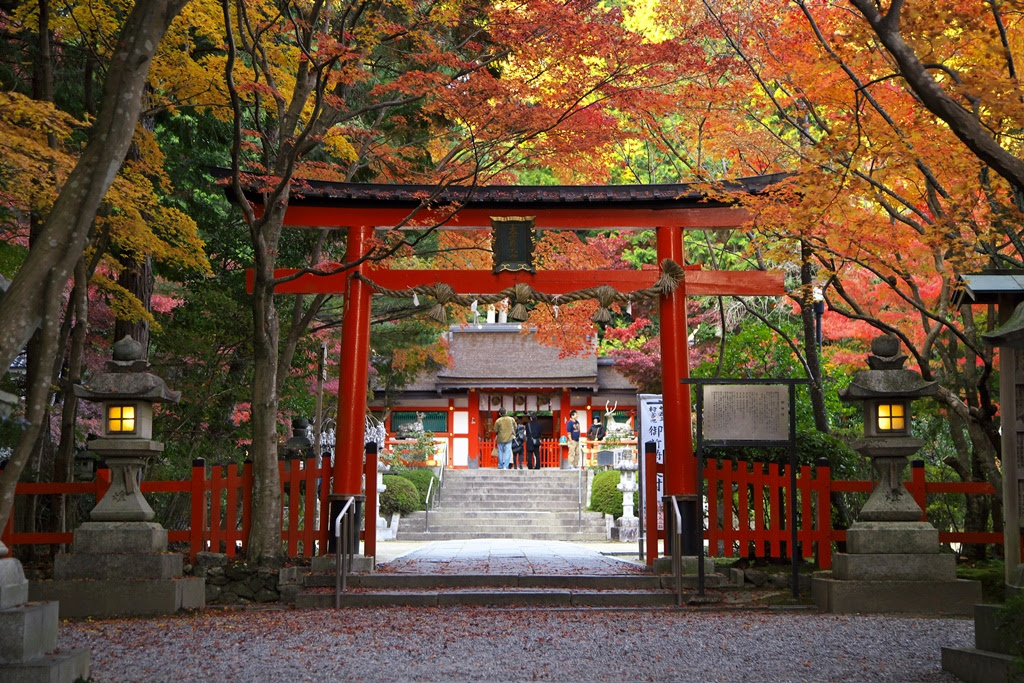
[245,259,284,563]
[800,240,829,433]
[0,279,62,548]
[113,255,153,352]
[0,0,191,541]
[0,0,189,378]
[50,259,89,546]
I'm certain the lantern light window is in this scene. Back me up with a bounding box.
[107,404,137,434]
[876,402,906,432]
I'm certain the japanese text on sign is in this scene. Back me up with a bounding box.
[703,385,788,442]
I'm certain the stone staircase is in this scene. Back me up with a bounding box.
[395,469,607,542]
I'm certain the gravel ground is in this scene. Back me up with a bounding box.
[62,607,972,682]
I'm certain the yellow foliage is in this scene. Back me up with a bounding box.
[91,272,161,333]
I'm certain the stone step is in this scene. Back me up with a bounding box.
[294,572,728,609]
[393,530,609,542]
[406,509,600,520]
[297,589,677,609]
[431,500,580,511]
[440,487,581,496]
[440,482,581,491]
[399,521,606,532]
[399,516,606,532]
[305,573,668,589]
[397,469,605,543]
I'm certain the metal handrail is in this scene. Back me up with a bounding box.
[334,496,356,608]
[577,466,583,532]
[668,495,683,607]
[424,477,435,531]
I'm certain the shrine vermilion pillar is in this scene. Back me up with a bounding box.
[657,225,695,496]
[334,225,374,495]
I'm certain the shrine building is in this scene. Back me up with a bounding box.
[375,320,638,468]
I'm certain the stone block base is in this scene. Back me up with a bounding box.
[4,647,90,683]
[652,555,716,575]
[611,518,639,543]
[29,577,205,618]
[941,603,1023,683]
[54,551,183,580]
[0,557,29,609]
[311,554,374,573]
[71,521,168,554]
[0,601,58,661]
[833,552,956,581]
[811,574,981,615]
[941,647,1021,683]
[845,521,939,554]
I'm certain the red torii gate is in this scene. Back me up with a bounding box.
[252,176,787,557]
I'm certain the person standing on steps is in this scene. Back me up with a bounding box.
[511,417,526,469]
[524,413,542,470]
[566,410,582,469]
[493,409,517,470]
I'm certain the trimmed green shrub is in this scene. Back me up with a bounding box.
[588,470,638,518]
[398,468,439,508]
[379,474,419,517]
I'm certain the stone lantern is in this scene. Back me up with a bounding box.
[73,335,180,522]
[30,336,204,617]
[812,334,981,614]
[838,334,936,523]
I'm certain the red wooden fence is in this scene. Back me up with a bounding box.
[2,456,1011,567]
[477,438,563,468]
[703,459,1007,569]
[1,458,335,562]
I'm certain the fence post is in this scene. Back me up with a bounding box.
[240,460,253,555]
[189,458,206,562]
[96,462,112,503]
[909,460,927,521]
[364,443,378,560]
[815,457,832,570]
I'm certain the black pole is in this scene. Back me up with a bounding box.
[696,385,705,596]
[789,384,799,599]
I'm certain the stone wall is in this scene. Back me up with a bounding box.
[189,552,303,606]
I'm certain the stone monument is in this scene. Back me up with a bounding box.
[611,446,640,542]
[0,389,90,681]
[29,336,205,617]
[811,335,981,614]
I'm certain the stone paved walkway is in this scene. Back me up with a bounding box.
[375,539,650,575]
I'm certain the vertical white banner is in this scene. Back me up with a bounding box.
[638,394,665,531]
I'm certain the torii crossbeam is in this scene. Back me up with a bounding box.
[244,176,788,559]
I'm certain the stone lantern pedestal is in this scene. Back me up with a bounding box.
[611,447,639,542]
[0,390,90,681]
[29,337,204,617]
[812,336,981,615]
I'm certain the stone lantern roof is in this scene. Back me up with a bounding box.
[839,335,937,402]
[73,336,180,404]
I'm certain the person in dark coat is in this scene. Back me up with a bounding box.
[511,418,527,469]
[524,413,543,469]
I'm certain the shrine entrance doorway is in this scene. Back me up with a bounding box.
[253,176,787,560]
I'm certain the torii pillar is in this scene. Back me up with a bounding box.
[335,225,374,498]
[657,225,698,553]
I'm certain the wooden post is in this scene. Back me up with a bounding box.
[815,458,832,570]
[657,225,694,497]
[189,458,206,562]
[335,225,374,495]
